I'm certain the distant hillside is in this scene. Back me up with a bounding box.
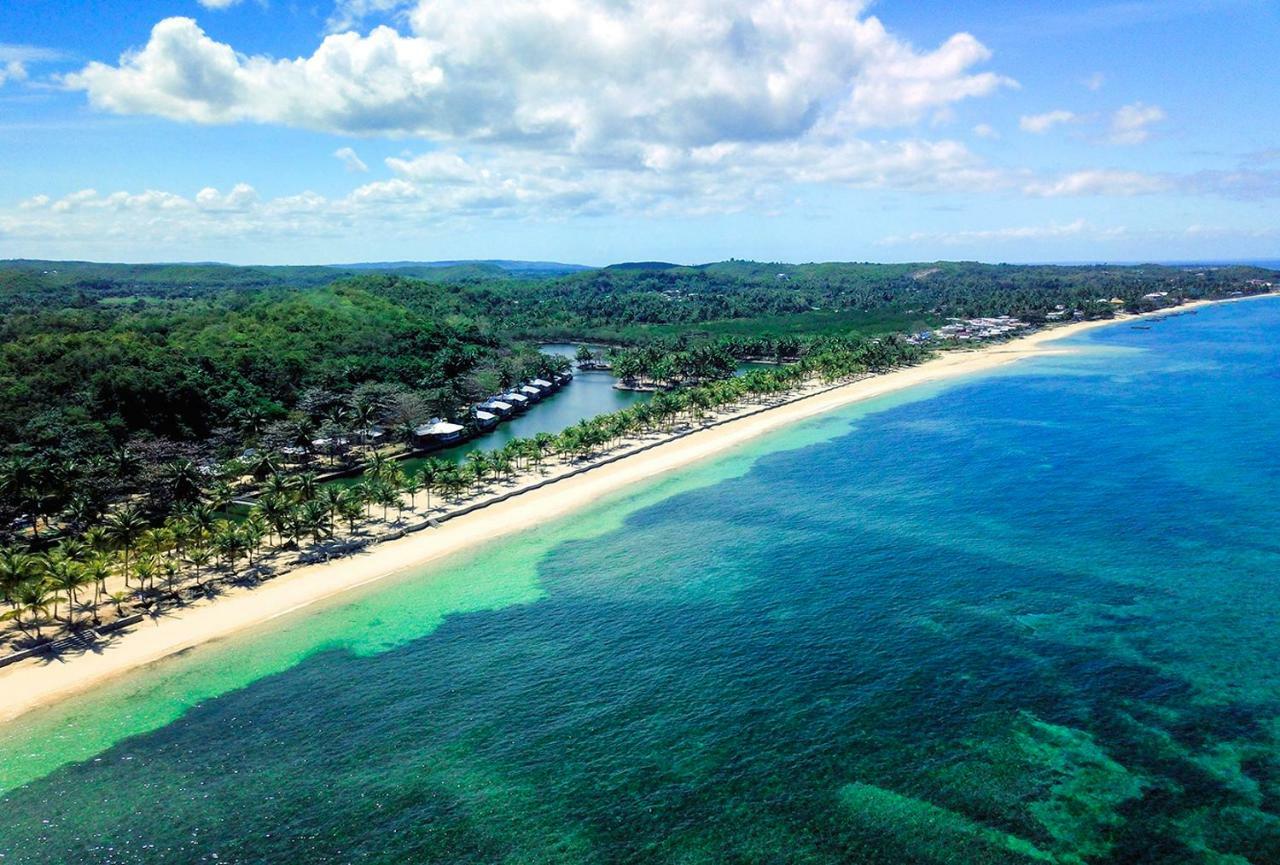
[603,261,684,271]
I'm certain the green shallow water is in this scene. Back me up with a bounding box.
[2,299,1280,863]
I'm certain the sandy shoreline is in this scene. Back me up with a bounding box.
[0,297,1268,723]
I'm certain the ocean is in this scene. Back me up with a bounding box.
[2,297,1278,863]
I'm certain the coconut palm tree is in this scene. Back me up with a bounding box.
[242,515,267,567]
[212,522,246,577]
[338,491,365,534]
[260,472,294,502]
[187,547,212,592]
[133,556,157,596]
[83,555,111,623]
[299,500,331,544]
[466,450,489,486]
[296,472,319,503]
[363,450,392,481]
[0,547,37,608]
[4,579,59,640]
[419,460,448,512]
[104,505,148,588]
[319,486,345,532]
[161,459,205,505]
[107,590,130,618]
[45,553,86,625]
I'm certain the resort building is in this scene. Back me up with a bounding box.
[481,399,514,418]
[413,420,467,449]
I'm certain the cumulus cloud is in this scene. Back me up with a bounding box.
[198,0,245,7]
[973,123,999,139]
[1019,109,1077,134]
[66,3,1015,154]
[1110,102,1164,144]
[334,146,370,173]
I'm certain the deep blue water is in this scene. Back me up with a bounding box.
[2,299,1279,863]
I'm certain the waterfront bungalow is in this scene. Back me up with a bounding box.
[481,399,514,418]
[502,392,531,412]
[473,409,500,431]
[530,378,555,392]
[413,420,467,449]
[553,372,573,386]
[520,384,544,401]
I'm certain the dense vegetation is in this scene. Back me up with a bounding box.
[0,256,1274,552]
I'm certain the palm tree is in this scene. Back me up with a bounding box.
[45,553,86,625]
[134,557,158,596]
[83,555,111,623]
[418,461,442,512]
[256,495,290,546]
[242,515,267,567]
[0,547,37,608]
[161,559,182,597]
[374,482,400,523]
[108,590,130,618]
[212,522,245,577]
[338,491,365,534]
[260,472,294,502]
[4,579,59,640]
[363,451,392,481]
[295,472,318,503]
[299,500,331,544]
[162,459,205,505]
[466,451,489,489]
[185,499,217,539]
[104,505,148,588]
[187,547,212,592]
[319,486,344,531]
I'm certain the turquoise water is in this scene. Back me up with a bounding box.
[3,299,1280,862]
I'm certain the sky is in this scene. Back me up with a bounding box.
[0,0,1277,266]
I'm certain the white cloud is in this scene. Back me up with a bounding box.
[198,0,246,8]
[0,43,66,87]
[327,0,414,33]
[1023,169,1171,197]
[67,4,1014,153]
[1110,102,1164,144]
[0,61,27,87]
[1019,109,1077,134]
[879,218,1102,246]
[1083,72,1105,91]
[973,123,999,139]
[334,146,370,173]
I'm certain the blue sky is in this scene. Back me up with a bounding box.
[0,0,1276,265]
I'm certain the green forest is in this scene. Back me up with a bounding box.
[0,257,1275,545]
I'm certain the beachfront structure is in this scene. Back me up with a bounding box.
[413,420,467,449]
[502,392,531,412]
[473,409,500,431]
[553,372,573,386]
[481,399,514,418]
[530,378,555,391]
[520,384,544,401]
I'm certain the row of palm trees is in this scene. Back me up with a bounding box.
[0,337,926,649]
